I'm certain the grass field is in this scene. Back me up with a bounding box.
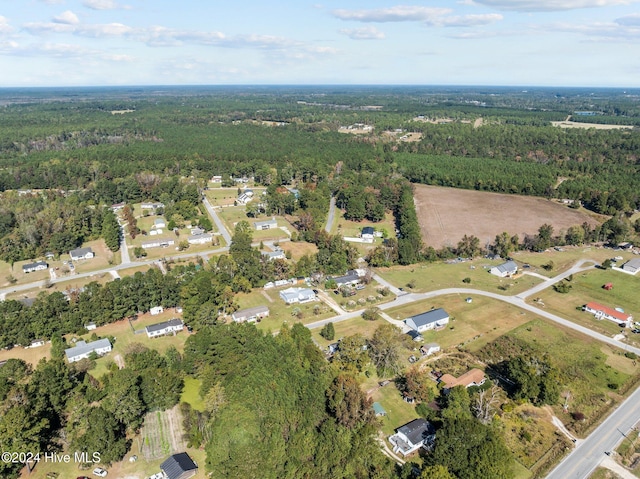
[217,206,292,242]
[181,377,205,412]
[414,184,602,250]
[512,246,634,276]
[5,270,114,302]
[376,258,544,295]
[532,268,640,341]
[279,241,318,260]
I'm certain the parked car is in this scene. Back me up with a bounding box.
[93,468,108,477]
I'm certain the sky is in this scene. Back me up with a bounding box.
[0,0,639,87]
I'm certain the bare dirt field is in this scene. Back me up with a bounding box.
[414,185,601,249]
[551,121,635,130]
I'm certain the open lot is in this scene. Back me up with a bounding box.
[217,206,292,242]
[386,294,535,352]
[414,184,601,250]
[511,245,631,276]
[376,258,544,295]
[5,270,114,302]
[551,120,635,130]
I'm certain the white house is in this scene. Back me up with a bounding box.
[150,306,164,316]
[188,233,213,245]
[232,305,270,323]
[141,201,164,211]
[280,287,316,304]
[65,338,112,363]
[489,260,518,278]
[389,419,436,456]
[142,238,176,249]
[254,218,278,230]
[584,302,633,326]
[153,218,167,229]
[211,175,223,183]
[262,250,286,261]
[333,270,361,288]
[145,318,184,338]
[23,261,48,273]
[69,247,94,261]
[405,308,450,332]
[361,227,375,242]
[420,343,441,356]
[85,322,97,331]
[237,189,254,205]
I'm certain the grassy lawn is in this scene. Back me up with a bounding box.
[511,245,634,276]
[0,341,52,367]
[376,259,544,296]
[312,316,380,350]
[385,294,535,352]
[330,281,396,312]
[279,240,318,260]
[232,289,335,333]
[331,210,396,240]
[532,268,640,341]
[217,206,292,242]
[204,186,266,207]
[181,376,205,412]
[370,382,420,437]
[5,271,114,302]
[118,264,159,277]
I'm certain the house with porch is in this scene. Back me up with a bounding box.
[232,305,270,323]
[145,318,184,338]
[489,260,518,278]
[389,418,436,456]
[405,308,450,333]
[65,338,112,363]
[583,302,633,327]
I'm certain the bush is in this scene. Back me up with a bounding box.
[320,322,335,340]
[462,277,471,284]
[571,411,585,421]
[362,307,380,321]
[624,352,637,360]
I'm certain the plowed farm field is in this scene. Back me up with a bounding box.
[414,185,602,249]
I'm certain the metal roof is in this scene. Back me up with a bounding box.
[408,308,449,328]
[146,318,183,333]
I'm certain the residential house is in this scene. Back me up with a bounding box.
[211,175,222,182]
[236,189,254,205]
[489,260,518,278]
[145,318,184,338]
[405,308,450,333]
[231,305,270,323]
[373,402,387,417]
[188,233,213,245]
[110,202,126,211]
[160,452,198,479]
[150,306,164,316]
[584,302,633,326]
[420,343,441,356]
[69,247,94,261]
[44,251,55,260]
[262,250,286,261]
[65,338,112,363]
[190,227,205,236]
[333,270,361,288]
[279,287,316,304]
[142,238,176,249]
[85,322,97,331]
[406,330,423,342]
[622,258,640,275]
[439,368,486,390]
[254,218,278,230]
[153,218,167,229]
[141,201,165,211]
[361,227,375,242]
[23,261,48,273]
[18,298,36,308]
[389,418,436,456]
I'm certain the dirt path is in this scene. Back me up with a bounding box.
[165,404,187,452]
[114,353,125,369]
[601,457,636,479]
[261,290,274,303]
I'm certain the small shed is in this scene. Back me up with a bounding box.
[603,283,613,291]
[373,402,387,417]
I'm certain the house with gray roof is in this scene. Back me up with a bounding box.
[262,250,286,261]
[23,261,48,273]
[489,260,518,278]
[405,308,450,333]
[160,452,198,479]
[142,237,175,249]
[65,338,112,363]
[622,258,640,275]
[254,218,278,230]
[187,233,213,245]
[69,247,94,261]
[333,270,361,287]
[389,418,436,456]
[145,318,184,338]
[232,305,270,323]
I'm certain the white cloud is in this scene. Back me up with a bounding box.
[471,0,639,11]
[332,6,451,22]
[543,19,640,41]
[23,21,132,37]
[53,11,80,25]
[331,5,502,27]
[616,13,640,25]
[83,0,131,10]
[339,26,386,39]
[0,40,134,61]
[39,0,65,4]
[0,16,15,35]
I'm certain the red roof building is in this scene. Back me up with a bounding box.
[584,302,632,325]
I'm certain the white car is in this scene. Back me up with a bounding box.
[147,474,164,479]
[93,467,108,477]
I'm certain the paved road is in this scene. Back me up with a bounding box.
[119,222,131,265]
[516,259,597,299]
[546,385,640,479]
[203,197,232,245]
[372,273,403,296]
[324,196,336,233]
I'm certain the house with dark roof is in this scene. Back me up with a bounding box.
[622,258,640,275]
[489,260,518,278]
[361,227,375,242]
[405,308,450,333]
[65,338,112,363]
[232,305,270,323]
[22,261,48,273]
[69,247,94,261]
[160,452,198,479]
[389,418,436,456]
[146,318,184,338]
[333,270,361,287]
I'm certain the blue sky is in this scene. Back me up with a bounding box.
[0,0,639,87]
